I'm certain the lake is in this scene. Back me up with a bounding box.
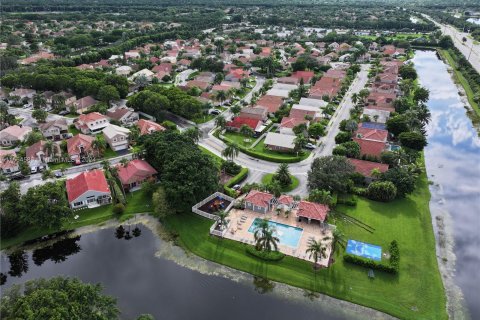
[414,50,480,319]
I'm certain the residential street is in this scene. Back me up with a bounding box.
[8,107,74,128]
[424,14,480,73]
[199,65,370,196]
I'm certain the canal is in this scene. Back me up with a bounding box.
[414,50,480,319]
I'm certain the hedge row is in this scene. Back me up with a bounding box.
[223,167,249,198]
[389,240,400,272]
[343,254,397,274]
[246,246,285,262]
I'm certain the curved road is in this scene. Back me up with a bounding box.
[199,65,370,196]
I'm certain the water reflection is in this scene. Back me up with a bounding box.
[414,50,480,319]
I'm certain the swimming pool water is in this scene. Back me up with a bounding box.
[248,218,303,248]
[346,240,382,261]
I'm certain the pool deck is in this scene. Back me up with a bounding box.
[223,208,333,267]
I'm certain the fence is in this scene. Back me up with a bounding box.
[191,191,235,220]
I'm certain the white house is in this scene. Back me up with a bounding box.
[39,118,68,140]
[116,65,132,76]
[129,68,154,81]
[102,124,130,151]
[0,125,32,146]
[75,112,109,134]
[66,169,112,208]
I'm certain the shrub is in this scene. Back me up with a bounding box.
[389,240,400,272]
[221,160,241,175]
[332,145,347,156]
[246,246,285,261]
[337,195,357,206]
[161,120,177,131]
[113,203,125,215]
[225,167,248,188]
[335,131,351,144]
[343,254,397,274]
[366,181,397,202]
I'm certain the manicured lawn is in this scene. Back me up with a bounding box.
[439,49,480,118]
[163,163,446,320]
[223,131,255,147]
[48,162,73,171]
[252,138,311,161]
[193,113,216,124]
[261,173,299,192]
[68,126,81,135]
[103,147,118,159]
[0,189,152,250]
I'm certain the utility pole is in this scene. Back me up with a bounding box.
[467,43,473,61]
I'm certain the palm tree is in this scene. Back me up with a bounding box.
[215,115,226,130]
[305,237,330,270]
[239,124,254,139]
[222,142,240,161]
[332,229,346,251]
[309,189,333,205]
[52,94,66,112]
[128,125,140,145]
[274,163,292,188]
[43,140,56,160]
[216,210,229,231]
[416,103,432,125]
[370,168,382,179]
[358,89,370,104]
[351,92,359,105]
[254,220,279,252]
[92,135,107,156]
[215,90,227,104]
[101,159,111,171]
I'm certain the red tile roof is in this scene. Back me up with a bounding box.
[137,119,166,135]
[255,95,284,113]
[0,150,17,170]
[354,127,388,142]
[226,117,260,130]
[116,159,157,185]
[67,134,95,156]
[78,112,107,124]
[277,194,294,206]
[152,63,173,74]
[292,70,314,83]
[280,117,309,129]
[352,138,386,157]
[244,190,273,208]
[66,169,110,202]
[296,201,329,222]
[26,140,46,160]
[348,158,389,177]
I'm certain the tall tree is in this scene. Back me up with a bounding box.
[306,237,330,269]
[307,155,354,193]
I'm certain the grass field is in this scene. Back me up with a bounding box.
[0,189,152,250]
[438,49,480,118]
[163,160,446,320]
[261,173,299,192]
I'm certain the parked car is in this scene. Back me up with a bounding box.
[54,171,63,178]
[59,110,69,115]
[30,167,38,174]
[9,173,25,180]
[209,109,221,115]
[232,184,241,190]
[305,143,316,150]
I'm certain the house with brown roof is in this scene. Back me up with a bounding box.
[186,80,210,91]
[0,125,33,146]
[292,70,315,83]
[116,159,158,191]
[69,96,99,114]
[75,112,109,134]
[239,107,268,121]
[106,107,139,125]
[9,88,36,99]
[137,119,166,135]
[39,118,68,140]
[225,68,250,82]
[25,140,53,172]
[279,117,309,136]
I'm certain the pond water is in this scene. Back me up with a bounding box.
[0,225,364,320]
[414,50,480,319]
[467,18,480,26]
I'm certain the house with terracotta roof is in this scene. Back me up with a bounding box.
[255,95,284,114]
[66,169,111,208]
[276,194,297,211]
[0,150,19,174]
[186,80,210,91]
[225,68,250,82]
[0,125,33,146]
[354,127,388,142]
[291,70,315,84]
[277,76,300,85]
[75,112,109,134]
[244,190,275,214]
[309,77,343,100]
[69,96,99,114]
[296,200,330,224]
[353,139,387,158]
[116,159,158,191]
[137,119,166,135]
[102,124,130,151]
[152,63,173,74]
[66,134,96,161]
[225,117,262,133]
[348,158,389,184]
[279,117,309,136]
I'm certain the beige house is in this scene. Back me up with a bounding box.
[39,118,68,139]
[69,96,99,114]
[102,124,130,151]
[0,125,32,146]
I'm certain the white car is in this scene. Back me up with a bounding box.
[305,143,316,150]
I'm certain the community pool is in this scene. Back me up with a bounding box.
[388,144,401,151]
[346,240,382,261]
[248,218,303,248]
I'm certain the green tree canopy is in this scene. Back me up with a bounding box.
[307,155,354,193]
